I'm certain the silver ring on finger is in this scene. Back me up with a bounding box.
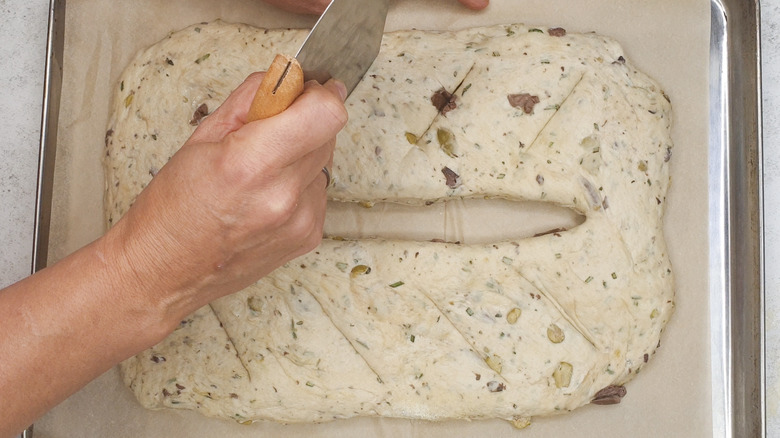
[321,166,331,188]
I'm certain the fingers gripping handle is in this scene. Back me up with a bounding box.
[247,54,304,121]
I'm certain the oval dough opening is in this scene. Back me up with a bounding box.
[324,198,585,244]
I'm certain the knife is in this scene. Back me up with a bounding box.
[247,0,389,121]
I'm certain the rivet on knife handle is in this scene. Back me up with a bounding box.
[247,54,304,121]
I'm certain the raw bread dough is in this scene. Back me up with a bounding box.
[105,20,674,426]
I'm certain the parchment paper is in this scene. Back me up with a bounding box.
[39,0,711,436]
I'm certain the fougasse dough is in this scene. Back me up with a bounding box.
[104,20,675,427]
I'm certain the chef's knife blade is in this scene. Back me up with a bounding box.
[247,0,389,121]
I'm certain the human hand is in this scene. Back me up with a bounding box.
[261,0,489,15]
[0,76,346,434]
[104,74,348,329]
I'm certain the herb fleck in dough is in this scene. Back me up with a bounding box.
[106,20,674,426]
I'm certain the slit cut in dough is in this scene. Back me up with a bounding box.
[105,20,675,427]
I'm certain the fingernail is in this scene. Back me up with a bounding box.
[333,80,347,101]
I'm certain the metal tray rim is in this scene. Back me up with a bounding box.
[707,0,764,436]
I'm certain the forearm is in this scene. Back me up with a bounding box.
[0,235,172,437]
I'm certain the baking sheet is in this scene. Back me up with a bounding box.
[38,0,712,436]
[707,1,763,436]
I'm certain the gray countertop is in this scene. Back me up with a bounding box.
[0,1,48,288]
[761,0,780,432]
[1,0,777,435]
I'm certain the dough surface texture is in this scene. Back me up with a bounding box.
[105,20,674,426]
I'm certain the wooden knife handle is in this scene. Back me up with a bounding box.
[247,54,304,122]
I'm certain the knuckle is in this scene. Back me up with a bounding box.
[289,205,317,238]
[265,186,300,226]
[289,200,325,250]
